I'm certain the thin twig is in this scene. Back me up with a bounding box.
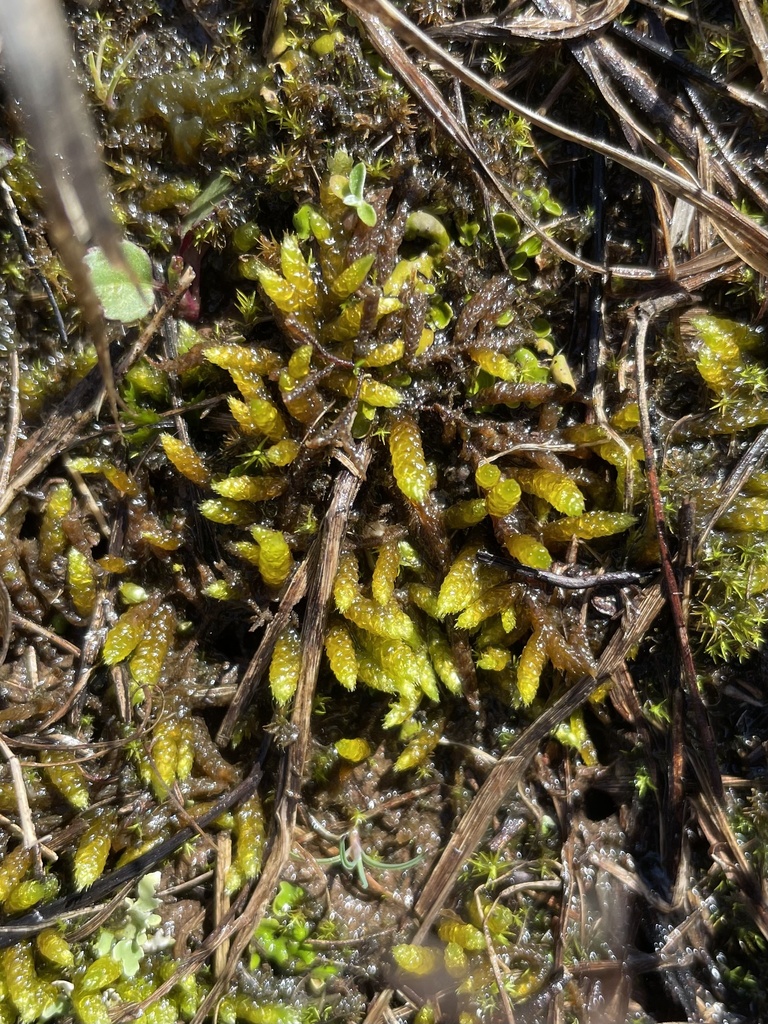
[0,346,20,497]
[0,735,37,851]
[216,557,309,745]
[633,294,723,805]
[0,178,68,346]
[10,614,80,657]
[477,551,656,590]
[213,834,232,979]
[696,426,768,554]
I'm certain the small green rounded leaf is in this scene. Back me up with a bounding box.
[347,162,366,199]
[85,241,154,323]
[356,200,377,227]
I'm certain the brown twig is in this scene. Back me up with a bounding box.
[0,178,68,347]
[0,735,37,852]
[216,557,309,746]
[695,425,768,555]
[0,346,20,499]
[213,834,232,979]
[632,293,723,810]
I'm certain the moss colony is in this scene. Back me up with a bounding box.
[0,1,767,1022]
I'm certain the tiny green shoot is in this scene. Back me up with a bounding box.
[343,163,377,227]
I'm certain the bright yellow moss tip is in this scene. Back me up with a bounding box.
[253,262,298,314]
[199,497,255,526]
[160,433,211,486]
[334,738,372,762]
[325,619,358,689]
[443,941,468,978]
[516,629,547,705]
[128,604,175,686]
[41,751,90,809]
[67,457,139,496]
[371,541,400,606]
[67,547,96,617]
[392,944,441,976]
[542,511,636,543]
[279,232,317,307]
[514,468,584,517]
[329,253,374,301]
[204,342,283,375]
[485,478,522,517]
[250,526,293,587]
[38,482,72,568]
[36,929,73,968]
[103,603,151,665]
[468,346,518,381]
[2,943,53,1024]
[269,628,301,704]
[74,814,114,890]
[389,416,431,504]
[233,792,265,883]
[212,475,286,502]
[80,955,122,993]
[436,544,482,618]
[437,920,486,951]
[5,877,58,914]
[444,498,488,529]
[0,847,32,903]
[505,533,551,569]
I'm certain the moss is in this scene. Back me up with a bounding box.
[0,0,767,1020]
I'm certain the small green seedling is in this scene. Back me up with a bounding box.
[309,814,423,890]
[342,163,377,227]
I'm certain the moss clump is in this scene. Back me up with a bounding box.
[2,0,768,1020]
[664,311,768,661]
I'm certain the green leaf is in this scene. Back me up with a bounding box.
[493,212,520,245]
[347,161,366,200]
[85,241,154,323]
[517,236,542,257]
[293,204,312,239]
[180,171,233,232]
[428,300,453,329]
[405,210,450,251]
[355,200,377,228]
[329,253,375,301]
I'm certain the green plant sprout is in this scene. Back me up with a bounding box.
[524,187,563,217]
[87,33,145,108]
[634,765,657,799]
[308,814,423,889]
[709,31,746,70]
[486,46,507,74]
[235,287,260,324]
[342,163,377,227]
